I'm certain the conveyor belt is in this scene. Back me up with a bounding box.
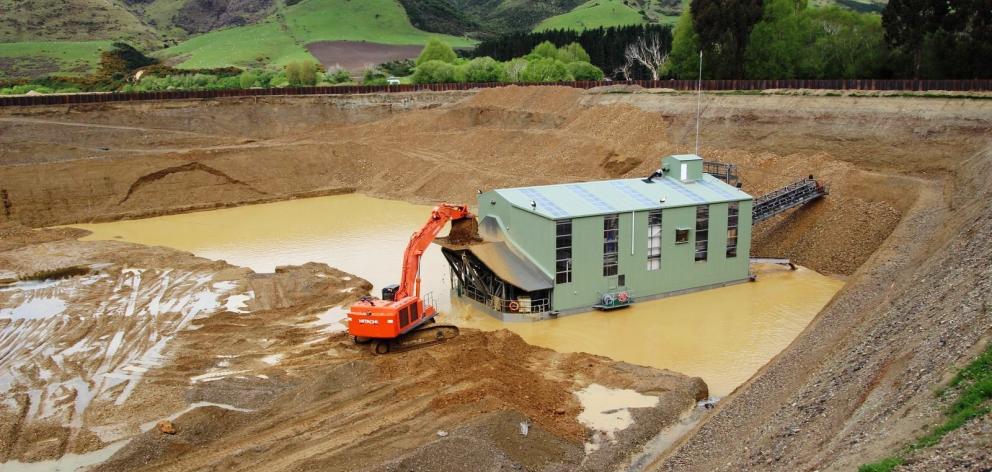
[753,178,829,223]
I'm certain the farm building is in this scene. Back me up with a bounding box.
[441,154,754,320]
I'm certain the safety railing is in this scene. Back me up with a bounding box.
[703,161,740,187]
[422,291,435,310]
[460,284,551,314]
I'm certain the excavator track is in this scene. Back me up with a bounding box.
[369,324,460,355]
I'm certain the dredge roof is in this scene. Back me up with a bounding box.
[493,174,751,220]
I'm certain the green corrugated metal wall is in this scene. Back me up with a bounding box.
[477,191,752,312]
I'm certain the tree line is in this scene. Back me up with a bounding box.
[471,0,991,80]
[668,0,990,79]
[409,38,605,84]
[471,24,673,80]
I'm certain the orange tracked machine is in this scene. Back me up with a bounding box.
[347,203,473,354]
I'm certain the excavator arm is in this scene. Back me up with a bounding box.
[395,203,472,300]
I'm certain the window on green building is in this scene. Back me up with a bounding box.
[556,219,572,284]
[647,209,662,271]
[727,202,739,258]
[695,205,709,262]
[603,214,619,276]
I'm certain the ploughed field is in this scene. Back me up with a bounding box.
[0,87,990,470]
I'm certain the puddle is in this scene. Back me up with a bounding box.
[574,384,659,453]
[74,194,843,396]
[260,354,283,365]
[0,296,67,320]
[575,384,658,432]
[310,306,349,334]
[0,440,129,471]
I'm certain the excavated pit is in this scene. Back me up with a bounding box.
[0,87,990,471]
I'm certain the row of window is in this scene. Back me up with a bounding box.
[554,203,740,284]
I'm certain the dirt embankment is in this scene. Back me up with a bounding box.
[2,87,991,470]
[647,147,992,469]
[3,87,986,276]
[0,224,704,470]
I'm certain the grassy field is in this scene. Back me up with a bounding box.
[0,41,111,79]
[534,0,645,32]
[159,0,474,69]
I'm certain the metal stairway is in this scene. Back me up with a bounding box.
[752,177,829,223]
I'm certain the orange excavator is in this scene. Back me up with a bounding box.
[347,203,474,354]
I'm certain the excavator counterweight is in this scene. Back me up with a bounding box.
[347,204,475,354]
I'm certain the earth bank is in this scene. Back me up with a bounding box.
[1,86,990,470]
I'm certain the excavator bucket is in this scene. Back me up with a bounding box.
[447,217,481,246]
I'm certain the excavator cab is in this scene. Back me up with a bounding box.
[381,284,399,301]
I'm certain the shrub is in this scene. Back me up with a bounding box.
[416,38,457,65]
[380,59,415,77]
[270,71,289,87]
[521,58,573,82]
[412,60,456,83]
[503,58,528,82]
[363,66,388,85]
[557,42,591,63]
[531,41,559,59]
[238,72,257,88]
[567,61,604,80]
[285,62,302,85]
[1,84,54,95]
[285,60,319,86]
[256,71,276,87]
[299,60,318,86]
[462,57,504,83]
[325,66,351,84]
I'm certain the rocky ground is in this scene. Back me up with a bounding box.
[897,411,992,471]
[651,142,992,471]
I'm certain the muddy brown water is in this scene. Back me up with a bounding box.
[74,194,843,396]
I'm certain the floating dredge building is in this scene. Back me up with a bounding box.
[440,154,756,320]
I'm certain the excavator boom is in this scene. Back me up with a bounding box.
[396,203,472,300]
[347,203,474,354]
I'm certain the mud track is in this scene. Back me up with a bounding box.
[1,86,991,470]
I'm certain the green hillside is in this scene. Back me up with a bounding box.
[0,0,890,79]
[158,0,473,69]
[0,0,161,45]
[0,41,111,79]
[535,0,646,32]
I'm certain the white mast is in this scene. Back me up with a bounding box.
[695,50,703,156]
